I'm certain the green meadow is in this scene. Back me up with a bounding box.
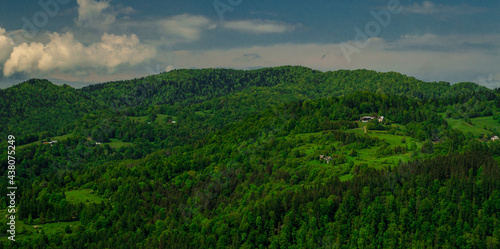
[446,116,499,137]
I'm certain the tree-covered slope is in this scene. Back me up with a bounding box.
[0,79,102,144]
[2,91,500,248]
[1,67,499,248]
[82,66,496,111]
[2,67,497,147]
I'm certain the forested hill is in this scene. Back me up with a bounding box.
[82,66,493,110]
[1,66,495,146]
[0,79,102,144]
[1,67,500,248]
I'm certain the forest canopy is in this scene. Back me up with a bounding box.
[1,67,499,248]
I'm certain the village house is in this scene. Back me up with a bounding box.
[319,155,333,163]
[43,141,58,146]
[359,116,384,123]
[492,136,499,141]
[359,116,375,123]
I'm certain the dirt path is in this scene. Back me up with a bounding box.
[463,122,473,127]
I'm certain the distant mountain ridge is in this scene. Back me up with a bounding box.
[0,66,496,145]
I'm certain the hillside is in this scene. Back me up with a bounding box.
[1,67,496,147]
[0,79,102,145]
[1,67,500,248]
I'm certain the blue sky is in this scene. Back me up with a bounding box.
[0,0,499,88]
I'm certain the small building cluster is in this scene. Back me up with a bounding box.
[87,137,102,145]
[319,155,334,163]
[359,116,384,123]
[492,136,499,141]
[43,141,58,146]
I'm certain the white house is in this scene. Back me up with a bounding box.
[492,136,499,141]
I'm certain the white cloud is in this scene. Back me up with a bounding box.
[3,32,155,77]
[76,0,117,29]
[404,1,488,15]
[222,20,296,34]
[404,1,438,14]
[0,28,15,65]
[158,14,215,42]
[165,65,175,72]
[476,74,500,89]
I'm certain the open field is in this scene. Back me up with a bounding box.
[107,138,133,148]
[446,116,498,137]
[65,189,105,205]
[0,209,81,242]
[288,125,421,182]
[18,133,74,149]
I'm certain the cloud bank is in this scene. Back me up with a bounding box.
[0,28,15,65]
[403,1,488,15]
[3,32,155,77]
[76,0,116,29]
[158,14,215,42]
[222,20,297,34]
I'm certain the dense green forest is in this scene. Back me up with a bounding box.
[1,66,499,248]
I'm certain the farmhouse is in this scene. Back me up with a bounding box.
[359,116,385,123]
[492,136,499,141]
[43,141,58,146]
[360,116,375,123]
[319,155,333,163]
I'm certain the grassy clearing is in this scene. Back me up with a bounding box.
[0,209,80,242]
[65,189,105,205]
[20,134,133,150]
[446,116,498,137]
[18,133,74,149]
[350,128,416,147]
[292,127,416,172]
[106,138,133,148]
[339,174,353,182]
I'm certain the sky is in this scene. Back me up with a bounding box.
[0,0,499,89]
